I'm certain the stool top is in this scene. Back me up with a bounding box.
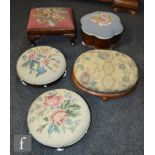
[27,7,75,30]
[27,89,90,148]
[73,50,138,93]
[16,46,66,85]
[81,11,123,39]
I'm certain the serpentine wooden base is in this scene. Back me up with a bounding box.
[81,30,122,49]
[72,72,137,101]
[112,0,138,15]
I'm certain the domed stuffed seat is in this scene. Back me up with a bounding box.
[27,89,91,149]
[72,49,138,100]
[81,11,124,49]
[16,46,66,87]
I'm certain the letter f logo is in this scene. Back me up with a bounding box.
[19,137,27,150]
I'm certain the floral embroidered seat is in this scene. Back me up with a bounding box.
[16,46,66,86]
[73,50,138,99]
[27,7,76,44]
[27,89,90,148]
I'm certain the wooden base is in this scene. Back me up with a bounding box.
[81,30,122,49]
[97,0,113,2]
[72,72,137,101]
[27,29,76,46]
[112,0,138,15]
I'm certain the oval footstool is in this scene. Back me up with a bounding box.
[81,11,124,49]
[72,50,138,100]
[16,46,66,87]
[27,89,91,149]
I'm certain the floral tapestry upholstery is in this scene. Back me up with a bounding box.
[16,46,66,85]
[27,7,75,30]
[27,89,90,147]
[73,50,138,93]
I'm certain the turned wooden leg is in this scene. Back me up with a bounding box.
[112,7,119,12]
[27,34,41,46]
[64,34,76,45]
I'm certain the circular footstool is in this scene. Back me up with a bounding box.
[16,46,66,87]
[81,11,124,49]
[72,50,138,100]
[27,89,91,149]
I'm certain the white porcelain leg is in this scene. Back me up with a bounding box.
[44,85,47,88]
[57,148,64,151]
[63,70,67,77]
[82,41,86,46]
[20,79,27,86]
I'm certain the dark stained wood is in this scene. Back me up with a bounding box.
[97,0,113,2]
[81,30,122,49]
[112,0,138,15]
[27,29,76,45]
[72,70,138,101]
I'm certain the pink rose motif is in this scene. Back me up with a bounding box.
[49,109,68,126]
[100,13,111,25]
[28,52,37,60]
[44,95,63,107]
[91,13,111,26]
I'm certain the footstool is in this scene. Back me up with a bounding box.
[27,89,91,149]
[16,46,66,87]
[27,7,76,45]
[81,11,124,49]
[112,0,138,15]
[72,50,138,100]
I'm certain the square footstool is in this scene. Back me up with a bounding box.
[27,7,76,45]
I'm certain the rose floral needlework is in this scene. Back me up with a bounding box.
[33,8,69,27]
[21,46,61,77]
[90,13,112,26]
[28,90,81,135]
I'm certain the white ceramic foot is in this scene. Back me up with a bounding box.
[44,85,47,88]
[63,70,67,77]
[71,42,75,46]
[20,79,27,86]
[57,148,64,151]
[82,41,86,46]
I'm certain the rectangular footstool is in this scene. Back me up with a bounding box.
[27,7,76,45]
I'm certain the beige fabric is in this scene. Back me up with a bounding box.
[27,89,90,148]
[74,50,138,93]
[16,46,66,85]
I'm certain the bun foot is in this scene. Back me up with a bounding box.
[130,10,136,15]
[101,96,109,101]
[113,7,118,12]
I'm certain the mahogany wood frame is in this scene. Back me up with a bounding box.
[112,0,138,15]
[27,29,76,45]
[81,30,122,49]
[72,71,138,101]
